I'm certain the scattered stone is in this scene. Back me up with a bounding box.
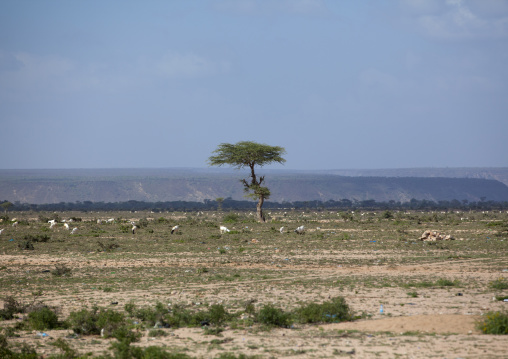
[420,230,455,241]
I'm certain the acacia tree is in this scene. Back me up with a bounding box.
[208,141,286,222]
[1,201,13,214]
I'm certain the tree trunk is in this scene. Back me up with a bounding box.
[256,195,266,223]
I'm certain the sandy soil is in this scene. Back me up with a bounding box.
[2,253,508,358]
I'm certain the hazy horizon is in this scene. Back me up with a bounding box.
[1,1,507,170]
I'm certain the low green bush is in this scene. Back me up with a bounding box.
[27,306,59,330]
[490,278,508,290]
[223,212,240,223]
[256,305,292,328]
[0,297,24,320]
[435,278,459,287]
[68,306,126,337]
[51,264,72,277]
[294,296,353,324]
[125,301,170,328]
[477,311,508,334]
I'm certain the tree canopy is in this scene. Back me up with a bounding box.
[208,141,286,170]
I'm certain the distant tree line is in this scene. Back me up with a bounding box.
[2,198,508,213]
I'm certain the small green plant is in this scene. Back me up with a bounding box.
[477,311,508,334]
[381,210,394,219]
[490,278,508,290]
[435,278,459,287]
[203,327,224,336]
[148,329,168,337]
[223,212,240,223]
[407,291,418,298]
[50,338,77,359]
[336,233,351,240]
[24,234,50,243]
[97,240,119,252]
[18,240,34,250]
[52,264,72,277]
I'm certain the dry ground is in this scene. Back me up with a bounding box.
[1,209,507,358]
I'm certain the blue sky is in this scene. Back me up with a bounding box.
[1,0,507,170]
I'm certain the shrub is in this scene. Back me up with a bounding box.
[164,305,195,328]
[50,338,77,359]
[27,306,59,330]
[138,218,149,228]
[109,325,143,359]
[140,346,192,359]
[0,333,38,359]
[294,297,353,324]
[477,311,508,334]
[490,278,508,290]
[223,212,240,223]
[148,329,168,337]
[381,210,394,219]
[435,278,459,287]
[256,305,292,328]
[207,304,230,326]
[18,241,34,250]
[52,264,72,277]
[407,291,418,298]
[125,301,170,328]
[68,306,126,337]
[23,234,50,243]
[0,296,24,320]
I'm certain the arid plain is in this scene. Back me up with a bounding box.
[1,209,507,358]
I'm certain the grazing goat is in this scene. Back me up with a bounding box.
[132,225,138,234]
[171,225,180,234]
[64,223,70,230]
[279,226,285,234]
[0,228,4,235]
[70,227,78,235]
[12,221,18,227]
[220,226,230,234]
[294,225,305,234]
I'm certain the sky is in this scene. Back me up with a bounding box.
[1,0,507,171]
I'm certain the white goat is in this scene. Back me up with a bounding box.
[220,226,230,234]
[171,225,180,234]
[294,225,305,234]
[280,226,285,234]
[70,227,78,235]
[132,225,138,234]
